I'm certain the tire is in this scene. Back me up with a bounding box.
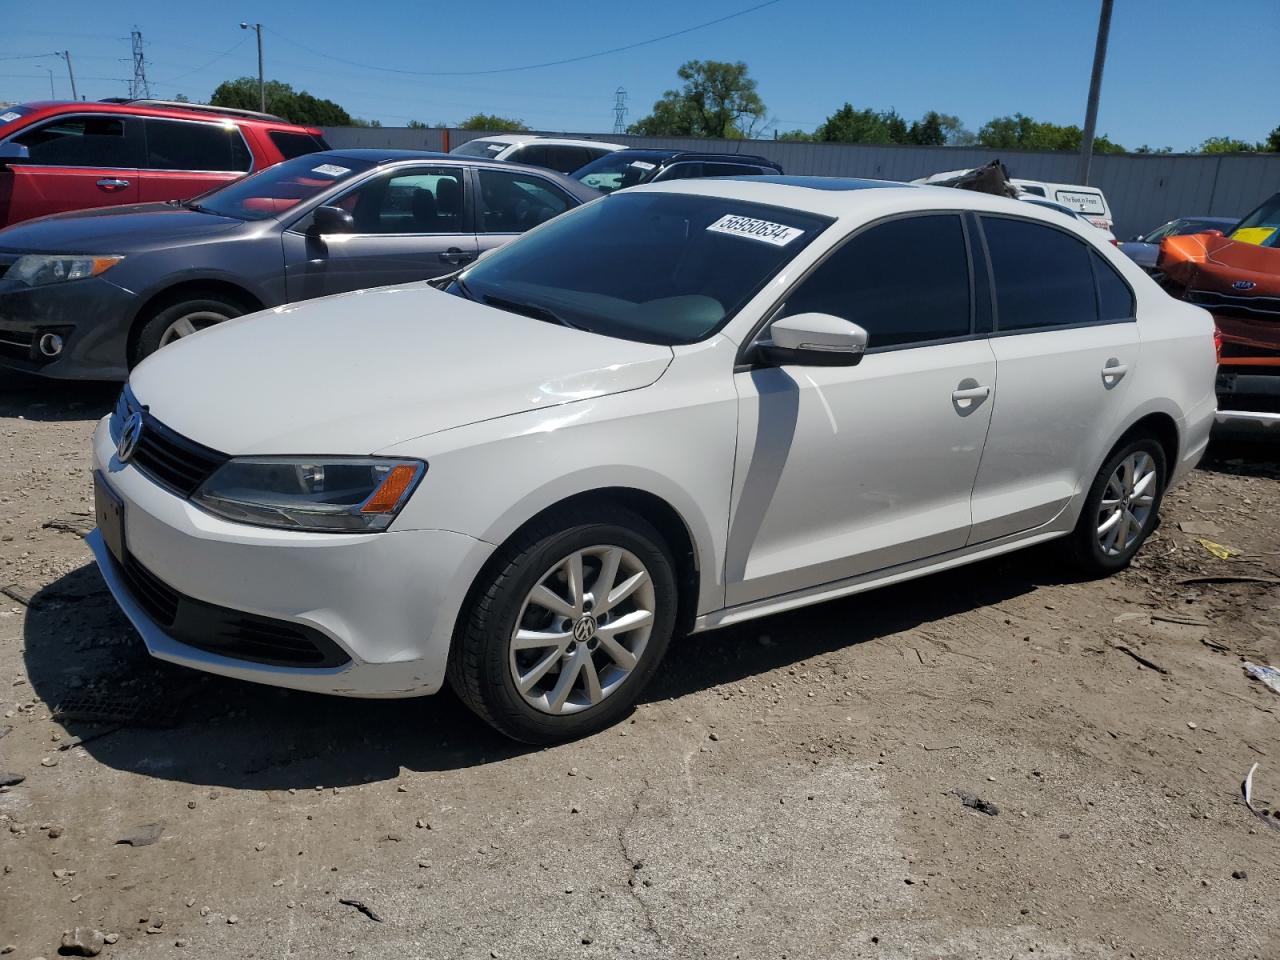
[448,506,678,744]
[131,294,247,367]
[1064,434,1167,576]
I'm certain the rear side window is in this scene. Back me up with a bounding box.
[778,214,971,349]
[654,162,702,182]
[511,143,549,169]
[703,162,765,177]
[13,115,142,167]
[541,146,592,174]
[269,131,328,160]
[982,216,1097,331]
[477,168,573,233]
[1092,251,1135,321]
[143,119,250,172]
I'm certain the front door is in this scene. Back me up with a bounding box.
[282,165,476,302]
[726,213,997,606]
[967,215,1141,543]
[4,114,143,222]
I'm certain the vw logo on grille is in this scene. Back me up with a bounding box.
[1232,280,1256,291]
[572,615,598,643]
[116,411,144,463]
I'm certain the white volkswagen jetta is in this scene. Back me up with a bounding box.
[89,176,1216,742]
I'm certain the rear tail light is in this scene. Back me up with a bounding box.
[1213,327,1223,361]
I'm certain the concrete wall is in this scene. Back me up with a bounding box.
[322,126,1280,238]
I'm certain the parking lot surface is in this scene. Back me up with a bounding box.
[1,378,1278,959]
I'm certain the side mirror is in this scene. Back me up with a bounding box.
[0,142,30,163]
[309,204,355,236]
[756,313,868,367]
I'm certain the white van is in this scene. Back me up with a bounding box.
[1012,179,1115,237]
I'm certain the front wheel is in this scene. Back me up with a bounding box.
[1065,436,1167,576]
[448,507,678,743]
[131,295,246,367]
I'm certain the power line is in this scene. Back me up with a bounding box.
[148,36,246,86]
[265,0,784,77]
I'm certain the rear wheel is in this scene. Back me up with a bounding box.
[132,294,247,366]
[1065,435,1167,576]
[448,507,677,743]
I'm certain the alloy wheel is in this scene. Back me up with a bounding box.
[509,545,655,715]
[1096,451,1157,557]
[158,310,229,347]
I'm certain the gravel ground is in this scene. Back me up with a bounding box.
[1,377,1278,960]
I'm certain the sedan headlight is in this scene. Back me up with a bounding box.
[10,254,124,287]
[192,457,425,533]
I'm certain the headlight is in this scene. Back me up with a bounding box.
[192,457,425,533]
[10,254,124,287]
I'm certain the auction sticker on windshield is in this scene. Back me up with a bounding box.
[707,214,803,246]
[311,163,351,178]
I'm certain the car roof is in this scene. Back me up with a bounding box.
[626,176,1116,237]
[325,148,459,164]
[465,134,624,150]
[13,99,319,131]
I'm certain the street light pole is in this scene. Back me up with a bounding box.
[240,22,264,112]
[1078,0,1114,185]
[42,66,55,99]
[55,50,78,100]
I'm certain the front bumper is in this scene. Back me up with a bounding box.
[0,275,138,379]
[90,416,495,697]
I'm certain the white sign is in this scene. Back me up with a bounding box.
[0,112,20,124]
[1054,190,1106,215]
[628,160,656,171]
[706,213,803,246]
[311,163,351,177]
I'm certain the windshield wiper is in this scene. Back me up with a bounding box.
[482,294,580,331]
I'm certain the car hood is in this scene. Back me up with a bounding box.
[128,283,674,455]
[0,203,243,253]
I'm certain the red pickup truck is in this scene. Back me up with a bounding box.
[0,98,328,227]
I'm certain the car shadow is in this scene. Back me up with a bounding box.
[1200,431,1280,481]
[0,372,118,423]
[22,546,1056,790]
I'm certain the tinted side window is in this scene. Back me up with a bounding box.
[477,168,572,233]
[654,162,702,182]
[144,119,251,172]
[269,131,327,160]
[325,167,466,234]
[982,217,1097,331]
[14,116,141,167]
[543,146,591,174]
[703,162,762,177]
[778,214,971,349]
[511,144,549,169]
[1092,251,1135,321]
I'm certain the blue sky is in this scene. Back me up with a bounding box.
[3,0,1277,151]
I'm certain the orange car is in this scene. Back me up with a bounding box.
[1159,191,1280,429]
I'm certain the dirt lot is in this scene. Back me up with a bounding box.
[1,377,1278,960]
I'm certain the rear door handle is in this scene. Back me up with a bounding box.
[1102,358,1128,383]
[96,178,130,190]
[952,385,990,402]
[438,247,474,265]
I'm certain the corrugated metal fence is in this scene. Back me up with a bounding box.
[321,125,1280,238]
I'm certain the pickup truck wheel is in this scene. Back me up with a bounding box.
[132,295,246,366]
[448,507,677,744]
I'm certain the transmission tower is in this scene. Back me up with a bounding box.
[612,87,628,135]
[128,29,151,99]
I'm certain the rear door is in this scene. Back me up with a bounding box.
[474,166,578,258]
[138,117,253,203]
[282,164,476,302]
[4,113,143,221]
[967,214,1139,542]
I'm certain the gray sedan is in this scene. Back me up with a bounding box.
[1118,216,1238,272]
[0,149,600,379]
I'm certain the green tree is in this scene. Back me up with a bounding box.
[1133,144,1173,154]
[977,113,1124,153]
[814,104,894,144]
[628,60,766,139]
[776,129,813,141]
[937,113,977,146]
[907,110,946,146]
[406,119,429,129]
[459,113,528,132]
[1267,125,1280,152]
[1198,136,1256,154]
[210,77,353,125]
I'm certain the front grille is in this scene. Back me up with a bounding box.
[0,328,33,360]
[117,389,228,496]
[119,549,351,668]
[1188,288,1280,321]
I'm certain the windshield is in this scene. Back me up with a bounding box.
[451,139,509,158]
[0,105,32,133]
[452,192,831,345]
[573,153,667,193]
[1231,193,1280,246]
[191,154,374,220]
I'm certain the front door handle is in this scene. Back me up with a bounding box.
[1102,358,1128,384]
[438,247,474,265]
[951,379,990,416]
[952,385,991,402]
[96,178,130,190]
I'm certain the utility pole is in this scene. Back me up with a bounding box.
[240,22,264,112]
[55,50,77,100]
[42,66,55,99]
[1078,0,1114,185]
[128,29,151,99]
[612,87,628,136]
